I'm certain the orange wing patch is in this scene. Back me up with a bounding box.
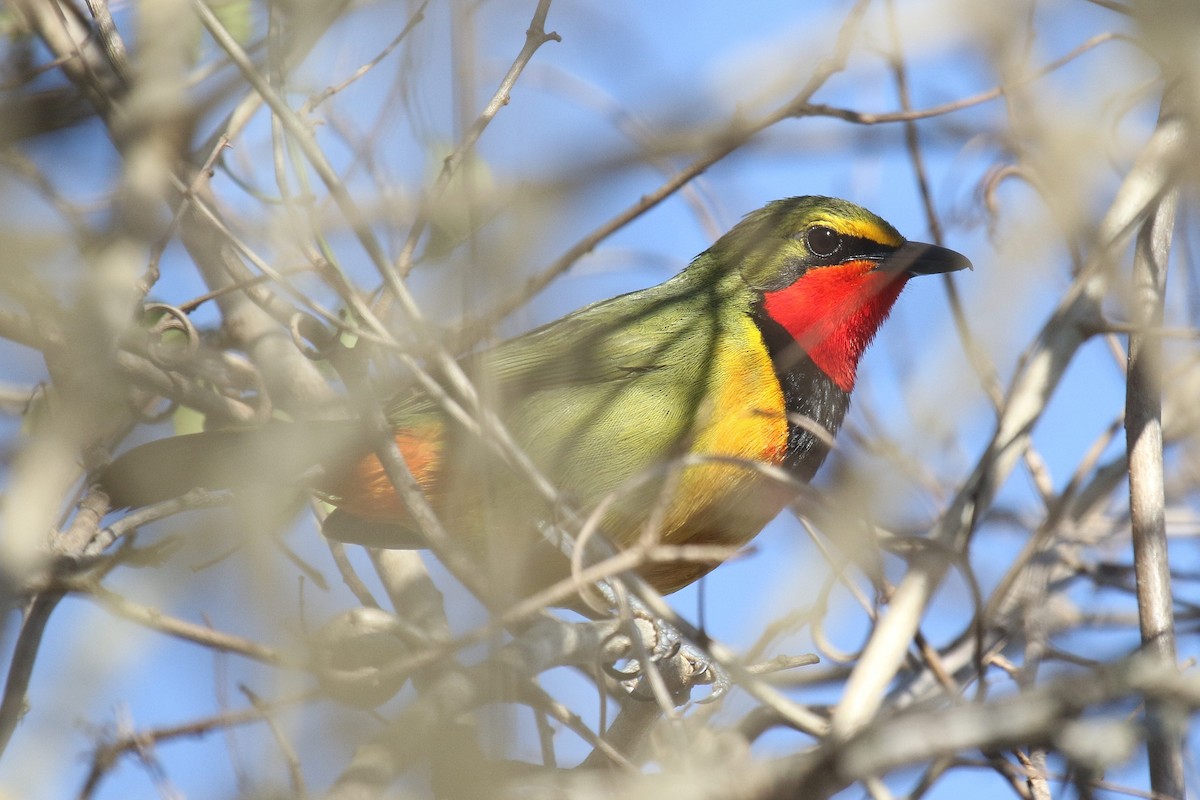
[325,421,445,522]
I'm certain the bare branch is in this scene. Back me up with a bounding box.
[1125,89,1185,799]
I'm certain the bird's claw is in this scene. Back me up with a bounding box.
[601,655,642,683]
[601,616,729,705]
[648,619,683,662]
[618,644,730,704]
[683,644,731,703]
[585,577,729,703]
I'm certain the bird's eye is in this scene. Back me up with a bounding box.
[805,225,842,258]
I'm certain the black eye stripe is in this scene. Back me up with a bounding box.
[801,229,897,264]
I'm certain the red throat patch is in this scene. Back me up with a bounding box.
[761,261,907,391]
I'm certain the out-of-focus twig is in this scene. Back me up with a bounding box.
[392,0,559,281]
[1125,90,1184,799]
[470,0,875,332]
[0,591,64,758]
[832,97,1188,740]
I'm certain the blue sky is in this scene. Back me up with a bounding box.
[2,0,1197,797]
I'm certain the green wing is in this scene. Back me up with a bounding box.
[384,255,744,504]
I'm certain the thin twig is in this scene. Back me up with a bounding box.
[393,0,560,280]
[467,0,875,332]
[77,582,295,667]
[302,0,428,113]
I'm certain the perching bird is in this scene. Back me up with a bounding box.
[100,196,970,599]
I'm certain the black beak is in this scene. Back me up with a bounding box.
[881,240,973,276]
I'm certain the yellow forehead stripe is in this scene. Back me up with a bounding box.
[815,216,904,248]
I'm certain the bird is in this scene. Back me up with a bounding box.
[99,196,970,600]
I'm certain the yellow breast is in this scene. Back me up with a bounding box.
[639,314,793,592]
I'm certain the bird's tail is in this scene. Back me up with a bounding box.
[98,420,368,509]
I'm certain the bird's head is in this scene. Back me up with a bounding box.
[711,196,971,391]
